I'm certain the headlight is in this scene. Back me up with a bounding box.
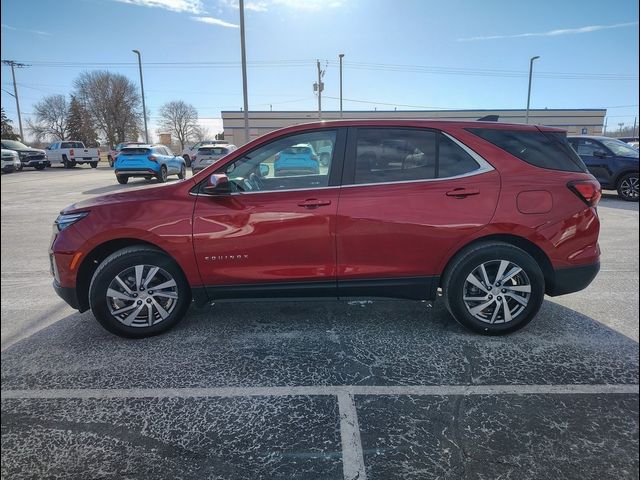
[55,212,89,232]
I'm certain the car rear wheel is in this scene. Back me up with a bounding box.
[617,173,639,202]
[116,175,129,184]
[89,246,191,338]
[34,164,46,171]
[90,162,98,169]
[157,165,168,183]
[178,165,186,179]
[442,242,545,335]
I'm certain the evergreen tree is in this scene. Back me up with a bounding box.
[67,96,98,146]
[1,107,20,140]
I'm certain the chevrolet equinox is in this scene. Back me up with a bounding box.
[51,120,601,337]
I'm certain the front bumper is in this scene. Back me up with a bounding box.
[546,261,601,296]
[53,280,85,311]
[21,159,49,167]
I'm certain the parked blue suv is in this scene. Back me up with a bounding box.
[568,136,639,201]
[114,145,186,184]
[274,144,320,176]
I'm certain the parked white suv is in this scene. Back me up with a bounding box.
[46,141,100,168]
[192,144,237,173]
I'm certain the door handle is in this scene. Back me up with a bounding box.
[446,188,480,198]
[297,198,332,208]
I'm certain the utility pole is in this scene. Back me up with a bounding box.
[525,55,540,124]
[603,117,608,135]
[339,53,344,119]
[2,60,28,141]
[239,0,250,145]
[314,60,325,120]
[132,50,149,143]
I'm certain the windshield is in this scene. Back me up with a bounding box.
[2,140,28,150]
[601,138,639,158]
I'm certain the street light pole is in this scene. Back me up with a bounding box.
[525,55,540,124]
[132,50,149,143]
[2,60,28,141]
[239,0,250,145]
[339,53,344,119]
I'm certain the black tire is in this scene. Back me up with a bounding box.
[442,242,545,335]
[178,164,186,179]
[617,172,639,202]
[90,162,98,169]
[116,175,129,184]
[108,156,114,167]
[88,246,191,338]
[34,164,46,171]
[183,155,191,167]
[62,156,70,168]
[157,165,168,183]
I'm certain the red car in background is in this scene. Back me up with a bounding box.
[50,120,601,338]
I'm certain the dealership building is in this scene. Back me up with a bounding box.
[221,108,607,146]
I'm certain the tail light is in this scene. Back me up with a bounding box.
[69,149,75,156]
[148,155,158,162]
[568,180,601,207]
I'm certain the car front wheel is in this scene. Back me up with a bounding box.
[89,246,191,338]
[442,242,545,335]
[617,173,639,202]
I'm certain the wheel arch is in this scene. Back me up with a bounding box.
[440,233,555,294]
[75,238,179,312]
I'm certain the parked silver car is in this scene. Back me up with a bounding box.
[1,148,21,173]
[192,144,237,173]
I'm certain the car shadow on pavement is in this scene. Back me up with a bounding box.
[1,299,638,390]
[600,193,639,211]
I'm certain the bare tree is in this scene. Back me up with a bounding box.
[192,124,211,143]
[74,71,142,147]
[158,101,200,151]
[29,94,69,141]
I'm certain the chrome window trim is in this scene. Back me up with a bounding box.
[192,131,494,196]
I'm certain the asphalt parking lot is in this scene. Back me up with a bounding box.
[1,164,639,479]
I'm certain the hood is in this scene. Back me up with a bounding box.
[61,180,193,214]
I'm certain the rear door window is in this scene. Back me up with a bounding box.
[468,128,587,173]
[352,128,481,185]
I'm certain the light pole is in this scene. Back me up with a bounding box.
[339,53,344,119]
[239,0,250,145]
[132,50,149,143]
[525,55,540,124]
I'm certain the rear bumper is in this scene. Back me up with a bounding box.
[53,280,86,312]
[115,168,158,177]
[546,261,600,296]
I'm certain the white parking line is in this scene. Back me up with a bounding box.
[2,383,638,399]
[338,392,367,480]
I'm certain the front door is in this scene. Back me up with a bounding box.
[336,127,500,299]
[192,128,346,299]
[574,138,612,186]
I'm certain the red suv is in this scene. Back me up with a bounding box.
[50,120,601,338]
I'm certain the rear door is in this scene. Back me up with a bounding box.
[336,127,500,299]
[573,138,612,185]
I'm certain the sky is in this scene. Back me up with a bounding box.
[1,0,639,143]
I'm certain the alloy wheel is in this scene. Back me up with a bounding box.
[620,175,639,200]
[106,264,178,327]
[462,259,531,324]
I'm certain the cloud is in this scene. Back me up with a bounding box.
[114,0,204,14]
[458,21,639,42]
[1,23,51,36]
[191,16,239,28]
[218,0,344,12]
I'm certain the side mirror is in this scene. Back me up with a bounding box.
[593,150,608,158]
[203,174,231,194]
[259,163,270,177]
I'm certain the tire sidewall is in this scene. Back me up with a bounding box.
[445,245,545,335]
[89,249,191,338]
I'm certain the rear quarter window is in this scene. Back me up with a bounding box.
[468,128,587,173]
